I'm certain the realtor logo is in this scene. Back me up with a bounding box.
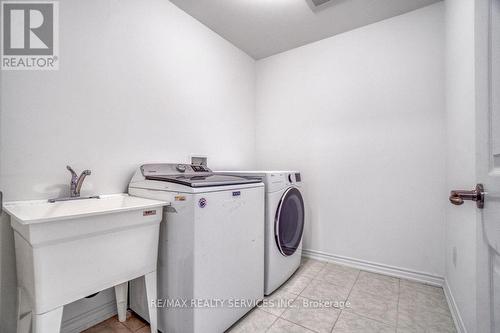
[1,1,59,70]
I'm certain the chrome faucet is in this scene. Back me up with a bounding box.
[67,165,91,197]
[47,166,99,203]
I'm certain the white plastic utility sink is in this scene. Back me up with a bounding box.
[3,194,169,333]
[4,194,166,224]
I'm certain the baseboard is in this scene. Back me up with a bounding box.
[443,279,467,333]
[61,301,117,333]
[302,248,444,286]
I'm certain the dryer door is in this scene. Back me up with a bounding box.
[275,187,304,256]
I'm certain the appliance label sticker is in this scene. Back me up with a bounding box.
[143,210,157,216]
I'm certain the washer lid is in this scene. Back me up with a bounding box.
[145,174,261,188]
[141,163,261,187]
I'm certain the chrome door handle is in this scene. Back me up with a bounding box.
[449,184,485,209]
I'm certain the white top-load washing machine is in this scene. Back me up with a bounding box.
[128,164,265,333]
[217,171,304,295]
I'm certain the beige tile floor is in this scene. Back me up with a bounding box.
[82,311,150,333]
[85,258,457,333]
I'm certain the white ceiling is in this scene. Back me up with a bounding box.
[169,0,441,59]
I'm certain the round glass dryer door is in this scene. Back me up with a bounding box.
[275,187,305,256]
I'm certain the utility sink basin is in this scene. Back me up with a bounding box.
[5,193,164,224]
[3,194,169,333]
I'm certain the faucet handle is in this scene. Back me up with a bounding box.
[66,165,77,180]
[80,170,91,177]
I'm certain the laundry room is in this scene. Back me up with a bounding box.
[0,0,497,332]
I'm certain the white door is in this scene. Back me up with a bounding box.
[461,0,500,331]
[482,0,500,331]
[449,0,500,331]
[485,1,500,331]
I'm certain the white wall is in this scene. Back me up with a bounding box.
[0,0,256,331]
[255,3,446,277]
[444,0,477,331]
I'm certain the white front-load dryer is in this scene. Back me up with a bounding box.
[217,171,305,295]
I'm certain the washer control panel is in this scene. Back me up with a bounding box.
[191,165,209,172]
[142,163,212,176]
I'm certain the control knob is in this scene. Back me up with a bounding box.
[176,164,186,172]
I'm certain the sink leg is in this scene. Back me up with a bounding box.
[144,271,158,333]
[16,287,31,333]
[114,281,128,322]
[32,307,63,333]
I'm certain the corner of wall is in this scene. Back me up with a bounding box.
[444,278,468,333]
